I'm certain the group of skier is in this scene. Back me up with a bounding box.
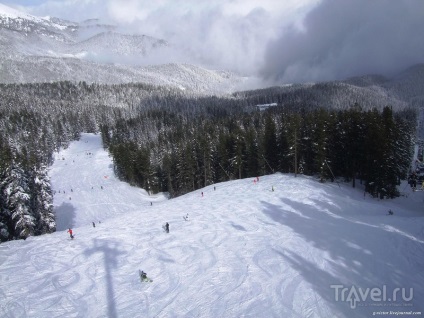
[67,221,100,239]
[65,178,270,242]
[408,172,424,191]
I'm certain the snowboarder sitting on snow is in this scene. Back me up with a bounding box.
[140,271,147,280]
[67,228,74,239]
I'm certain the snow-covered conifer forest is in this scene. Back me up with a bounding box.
[0,76,420,241]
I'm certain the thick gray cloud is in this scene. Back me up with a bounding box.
[261,0,424,83]
[6,0,318,75]
[99,0,320,74]
[7,0,422,84]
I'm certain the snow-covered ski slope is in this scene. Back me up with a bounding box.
[48,133,168,231]
[1,134,424,318]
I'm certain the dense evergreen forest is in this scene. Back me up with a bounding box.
[105,103,414,198]
[0,81,416,242]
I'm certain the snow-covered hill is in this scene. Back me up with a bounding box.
[0,57,246,94]
[0,133,423,317]
[342,64,424,109]
[0,3,162,56]
[68,31,168,57]
[0,3,76,44]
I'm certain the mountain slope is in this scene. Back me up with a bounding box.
[237,64,424,111]
[386,64,424,107]
[48,133,168,231]
[0,57,246,94]
[68,31,168,57]
[0,3,76,43]
[0,3,245,94]
[342,64,424,108]
[0,133,423,317]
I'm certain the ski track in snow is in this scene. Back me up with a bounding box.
[1,133,424,317]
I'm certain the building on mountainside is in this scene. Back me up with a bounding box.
[256,103,278,111]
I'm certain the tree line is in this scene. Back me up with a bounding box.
[104,104,414,199]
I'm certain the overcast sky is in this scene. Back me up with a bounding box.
[4,0,424,84]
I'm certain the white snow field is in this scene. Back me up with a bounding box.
[1,133,424,318]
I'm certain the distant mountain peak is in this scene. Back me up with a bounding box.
[0,3,248,93]
[0,3,44,23]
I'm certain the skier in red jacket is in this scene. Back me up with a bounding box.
[67,228,74,239]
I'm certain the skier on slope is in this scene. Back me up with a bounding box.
[67,228,74,239]
[165,222,169,233]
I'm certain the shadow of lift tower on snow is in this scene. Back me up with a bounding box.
[84,239,125,318]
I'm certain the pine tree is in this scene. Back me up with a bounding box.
[363,109,386,197]
[245,127,260,177]
[32,166,56,234]
[277,113,291,173]
[1,165,34,239]
[286,113,302,176]
[262,114,278,174]
[311,109,331,181]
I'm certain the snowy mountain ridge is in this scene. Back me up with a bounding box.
[0,3,247,94]
[0,3,76,42]
[0,3,62,26]
[1,133,423,317]
[0,2,165,56]
[0,3,42,22]
[1,3,424,100]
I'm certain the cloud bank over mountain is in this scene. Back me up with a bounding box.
[7,0,319,76]
[261,0,424,83]
[5,0,424,85]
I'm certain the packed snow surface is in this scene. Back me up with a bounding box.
[1,133,423,317]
